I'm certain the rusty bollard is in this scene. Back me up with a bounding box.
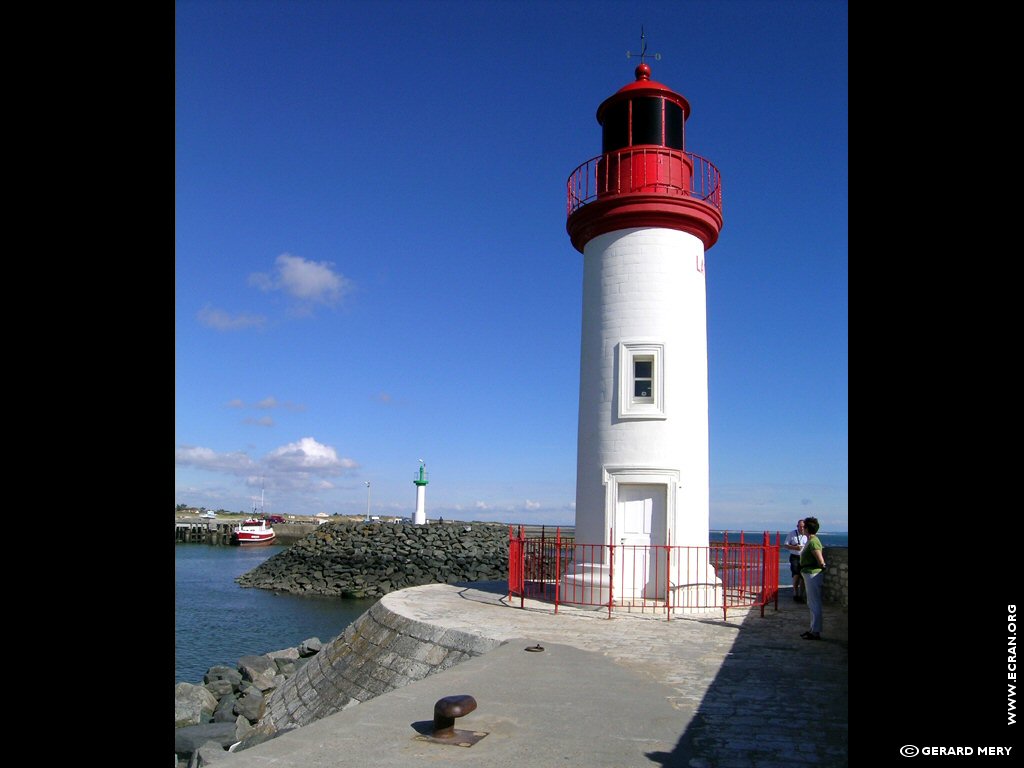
[432,694,477,738]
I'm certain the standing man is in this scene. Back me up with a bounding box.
[784,519,808,603]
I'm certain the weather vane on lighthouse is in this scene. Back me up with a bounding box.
[626,26,661,64]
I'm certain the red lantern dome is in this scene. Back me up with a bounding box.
[566,63,723,253]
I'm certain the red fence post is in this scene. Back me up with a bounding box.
[760,530,768,617]
[770,532,778,610]
[507,525,513,598]
[508,524,525,605]
[665,530,671,621]
[607,527,614,619]
[741,532,749,606]
[540,525,546,598]
[555,527,561,614]
[518,525,525,608]
[722,531,729,621]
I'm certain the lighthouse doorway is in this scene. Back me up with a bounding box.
[614,483,667,599]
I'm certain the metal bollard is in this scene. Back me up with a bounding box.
[432,694,477,738]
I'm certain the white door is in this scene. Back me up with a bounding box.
[614,484,667,599]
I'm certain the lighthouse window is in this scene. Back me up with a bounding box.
[631,98,663,146]
[634,359,654,400]
[664,102,684,150]
[602,98,685,152]
[602,100,629,153]
[618,341,666,419]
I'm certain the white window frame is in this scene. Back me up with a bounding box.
[617,341,666,419]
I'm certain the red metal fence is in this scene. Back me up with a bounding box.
[508,526,779,621]
[567,149,723,216]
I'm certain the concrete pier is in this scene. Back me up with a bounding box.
[212,580,848,767]
[173,518,315,546]
[174,520,236,545]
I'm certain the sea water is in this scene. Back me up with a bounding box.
[710,529,849,586]
[175,530,848,684]
[174,544,376,685]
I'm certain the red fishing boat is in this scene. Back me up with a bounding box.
[230,487,277,546]
[230,517,276,546]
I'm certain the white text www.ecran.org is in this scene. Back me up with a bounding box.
[1009,604,1017,725]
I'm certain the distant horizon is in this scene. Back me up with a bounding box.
[175,503,847,536]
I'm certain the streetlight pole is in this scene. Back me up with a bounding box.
[365,481,371,523]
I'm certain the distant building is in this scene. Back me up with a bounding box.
[413,460,429,525]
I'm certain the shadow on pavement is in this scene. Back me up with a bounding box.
[645,590,848,768]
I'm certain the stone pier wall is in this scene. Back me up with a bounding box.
[241,593,504,747]
[822,546,848,610]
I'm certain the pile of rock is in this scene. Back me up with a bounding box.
[173,637,323,767]
[234,520,510,599]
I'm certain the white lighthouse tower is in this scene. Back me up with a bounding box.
[563,55,724,607]
[412,460,428,525]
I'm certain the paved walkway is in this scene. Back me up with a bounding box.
[219,582,848,767]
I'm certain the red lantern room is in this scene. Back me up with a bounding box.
[566,62,724,253]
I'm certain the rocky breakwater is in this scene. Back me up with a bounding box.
[174,637,324,767]
[234,519,510,599]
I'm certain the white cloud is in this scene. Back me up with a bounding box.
[176,437,357,480]
[249,253,353,310]
[265,437,358,476]
[227,397,306,414]
[176,437,362,513]
[197,305,265,331]
[175,445,256,474]
[524,500,540,510]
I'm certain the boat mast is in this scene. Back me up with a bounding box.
[252,479,266,518]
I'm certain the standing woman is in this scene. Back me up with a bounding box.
[798,516,827,640]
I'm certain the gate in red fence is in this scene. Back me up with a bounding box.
[508,526,780,620]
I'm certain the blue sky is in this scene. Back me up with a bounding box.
[175,0,848,533]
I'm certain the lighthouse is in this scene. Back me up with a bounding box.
[563,56,724,606]
[412,460,429,525]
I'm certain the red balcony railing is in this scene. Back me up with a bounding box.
[508,526,779,621]
[567,149,722,217]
